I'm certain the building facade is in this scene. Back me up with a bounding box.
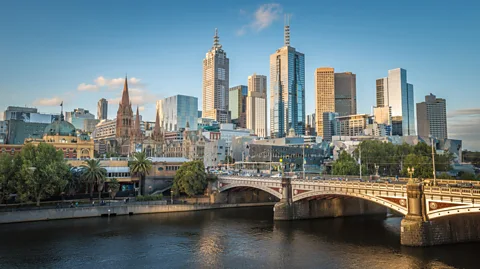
[65,108,96,131]
[229,85,248,128]
[270,21,305,138]
[97,98,108,120]
[322,112,338,142]
[202,29,230,123]
[204,138,226,167]
[334,72,357,117]
[246,74,268,138]
[157,95,198,132]
[3,106,58,123]
[315,67,335,137]
[416,93,447,139]
[336,114,371,137]
[376,68,415,136]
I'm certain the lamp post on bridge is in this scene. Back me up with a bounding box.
[407,167,415,184]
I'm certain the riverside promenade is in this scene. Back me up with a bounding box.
[0,201,275,224]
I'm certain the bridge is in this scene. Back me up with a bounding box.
[216,175,480,247]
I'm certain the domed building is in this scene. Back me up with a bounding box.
[25,109,94,159]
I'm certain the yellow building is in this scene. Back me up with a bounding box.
[26,118,94,159]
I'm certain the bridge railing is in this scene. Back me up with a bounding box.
[425,186,480,196]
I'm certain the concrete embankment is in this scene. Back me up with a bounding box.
[0,202,275,224]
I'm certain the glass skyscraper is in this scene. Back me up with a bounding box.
[270,21,305,138]
[376,68,415,136]
[157,95,198,131]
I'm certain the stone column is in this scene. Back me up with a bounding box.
[400,181,431,246]
[274,177,294,220]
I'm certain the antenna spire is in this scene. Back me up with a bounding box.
[284,14,290,47]
[213,28,222,50]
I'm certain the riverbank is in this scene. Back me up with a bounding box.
[0,202,276,224]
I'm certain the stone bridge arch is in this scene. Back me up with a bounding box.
[219,183,283,200]
[292,190,408,216]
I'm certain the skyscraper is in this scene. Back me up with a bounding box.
[314,67,334,137]
[97,98,108,120]
[202,29,230,123]
[270,16,305,138]
[334,72,357,116]
[376,68,415,136]
[416,93,447,139]
[246,74,267,137]
[157,95,198,131]
[229,85,248,128]
[315,68,357,137]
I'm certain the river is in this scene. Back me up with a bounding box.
[0,206,478,269]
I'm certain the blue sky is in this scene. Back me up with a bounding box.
[1,0,479,149]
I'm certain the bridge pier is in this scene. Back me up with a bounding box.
[274,177,294,220]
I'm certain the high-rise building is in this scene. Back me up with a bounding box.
[373,106,392,136]
[97,98,108,120]
[376,68,415,136]
[305,113,316,136]
[157,95,198,132]
[315,68,357,137]
[314,68,335,137]
[270,17,305,138]
[334,72,357,116]
[336,114,372,137]
[322,112,338,141]
[4,106,58,123]
[229,85,248,128]
[416,93,447,139]
[246,74,267,138]
[202,29,230,123]
[65,108,96,130]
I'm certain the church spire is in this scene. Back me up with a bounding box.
[134,106,141,133]
[152,107,162,141]
[120,75,130,106]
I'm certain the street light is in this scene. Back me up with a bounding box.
[407,167,415,183]
[170,190,173,204]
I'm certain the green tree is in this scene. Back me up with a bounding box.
[65,166,85,196]
[0,153,21,204]
[401,153,433,179]
[224,155,234,164]
[129,152,152,196]
[332,151,360,176]
[16,143,69,206]
[435,152,454,172]
[437,172,454,179]
[107,178,120,199]
[81,159,107,201]
[459,172,476,180]
[172,160,207,197]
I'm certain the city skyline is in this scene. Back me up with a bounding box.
[1,1,479,149]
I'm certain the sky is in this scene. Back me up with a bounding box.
[1,0,479,150]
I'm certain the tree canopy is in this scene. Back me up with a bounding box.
[81,159,107,200]
[172,160,207,197]
[16,143,70,206]
[333,140,454,178]
[129,152,152,195]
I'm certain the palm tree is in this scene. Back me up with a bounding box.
[81,159,107,201]
[129,152,152,196]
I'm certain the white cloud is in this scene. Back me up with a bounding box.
[237,3,283,36]
[139,106,145,112]
[77,83,98,92]
[77,76,142,91]
[33,97,63,106]
[448,108,480,118]
[108,90,160,107]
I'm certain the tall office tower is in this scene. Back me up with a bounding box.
[270,16,305,138]
[157,95,198,131]
[97,98,108,120]
[229,85,248,128]
[334,72,357,116]
[246,74,267,137]
[373,106,392,135]
[416,93,447,139]
[305,113,316,136]
[376,68,415,136]
[322,112,338,141]
[202,29,230,123]
[314,67,335,137]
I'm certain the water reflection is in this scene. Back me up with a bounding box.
[0,207,477,269]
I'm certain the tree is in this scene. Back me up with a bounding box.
[107,178,120,199]
[172,160,207,197]
[401,153,433,179]
[129,152,152,196]
[332,151,360,176]
[81,159,107,201]
[0,153,20,204]
[437,172,454,179]
[435,152,454,172]
[65,166,85,196]
[459,172,476,180]
[224,155,234,164]
[16,143,69,206]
